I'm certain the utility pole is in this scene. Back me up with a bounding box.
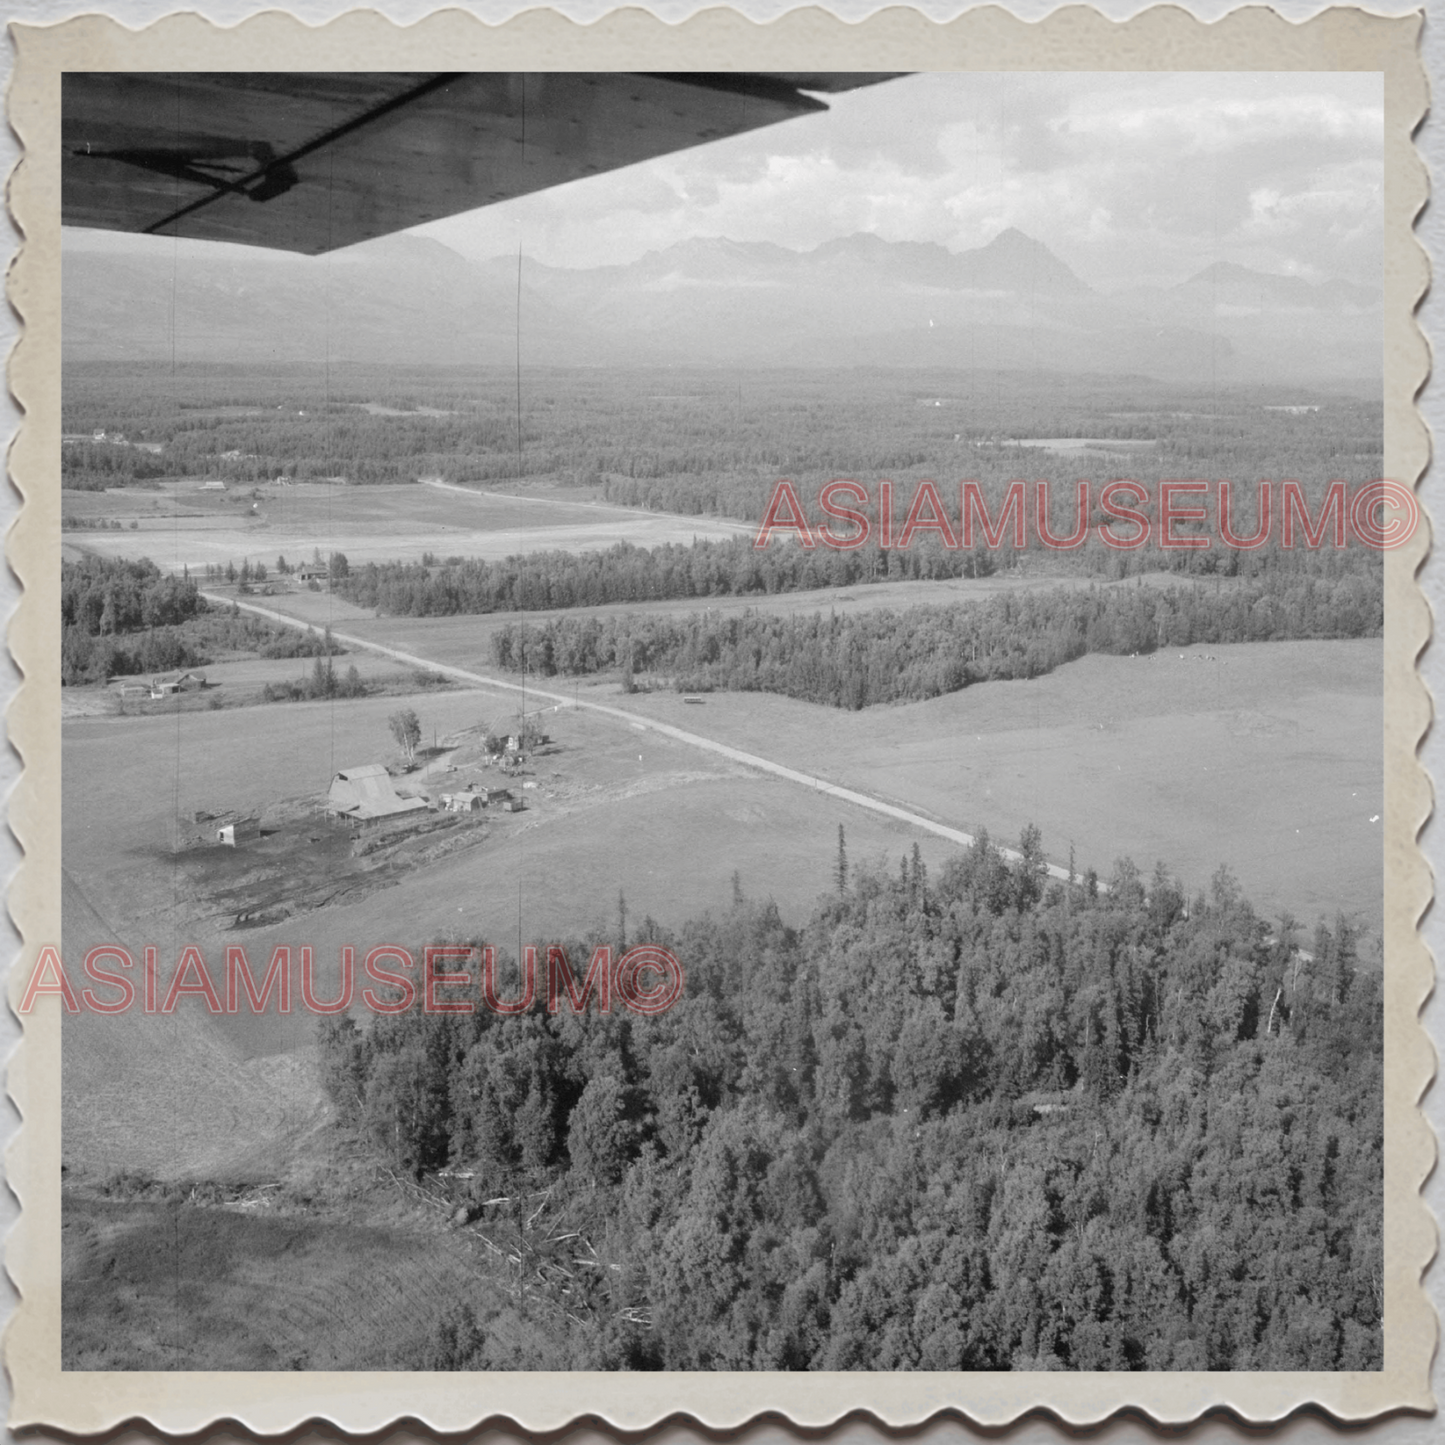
[515,238,524,473]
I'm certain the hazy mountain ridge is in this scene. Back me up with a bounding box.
[63,227,1378,383]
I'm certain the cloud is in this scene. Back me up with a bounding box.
[415,72,1382,290]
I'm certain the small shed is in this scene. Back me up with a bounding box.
[501,797,525,813]
[217,818,260,847]
[442,791,484,813]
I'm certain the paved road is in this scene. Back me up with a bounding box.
[202,590,1074,882]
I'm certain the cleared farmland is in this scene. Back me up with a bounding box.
[62,582,1379,1186]
[61,689,952,1179]
[614,637,1383,929]
[257,615,1379,928]
[62,479,747,573]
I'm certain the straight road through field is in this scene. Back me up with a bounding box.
[204,591,1070,881]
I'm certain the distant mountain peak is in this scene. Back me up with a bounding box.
[982,225,1042,250]
[953,227,1091,295]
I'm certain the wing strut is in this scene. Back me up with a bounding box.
[137,72,466,236]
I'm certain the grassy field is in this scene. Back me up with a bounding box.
[327,610,1380,929]
[62,685,949,1179]
[62,651,452,718]
[62,479,747,574]
[614,637,1383,929]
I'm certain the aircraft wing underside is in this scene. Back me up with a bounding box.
[62,72,905,255]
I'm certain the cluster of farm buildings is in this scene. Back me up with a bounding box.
[213,759,526,847]
[325,764,524,824]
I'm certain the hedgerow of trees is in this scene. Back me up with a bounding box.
[487,572,1381,710]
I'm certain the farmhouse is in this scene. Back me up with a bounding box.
[327,764,428,823]
[297,562,329,582]
[149,669,206,698]
[216,818,260,847]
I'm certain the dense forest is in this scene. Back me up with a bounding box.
[60,555,336,684]
[63,362,1382,521]
[317,832,1382,1372]
[487,572,1381,709]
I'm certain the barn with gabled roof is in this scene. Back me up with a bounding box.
[327,764,428,823]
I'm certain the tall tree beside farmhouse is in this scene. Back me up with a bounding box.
[388,708,421,765]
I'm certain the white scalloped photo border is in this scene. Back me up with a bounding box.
[4,5,1432,1432]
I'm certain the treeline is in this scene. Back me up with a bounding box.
[60,554,339,683]
[489,573,1382,709]
[61,554,201,637]
[63,360,1381,507]
[61,625,207,686]
[335,536,1002,616]
[262,656,367,703]
[336,521,1381,622]
[317,832,1382,1372]
[60,439,168,491]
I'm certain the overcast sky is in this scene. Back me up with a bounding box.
[415,71,1383,291]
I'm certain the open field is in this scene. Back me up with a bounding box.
[61,479,748,573]
[322,609,1380,927]
[62,686,952,1179]
[63,630,1379,1178]
[63,684,955,988]
[614,638,1382,929]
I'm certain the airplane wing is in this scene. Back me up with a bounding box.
[62,72,905,255]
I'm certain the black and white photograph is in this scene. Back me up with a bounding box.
[42,56,1395,1386]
